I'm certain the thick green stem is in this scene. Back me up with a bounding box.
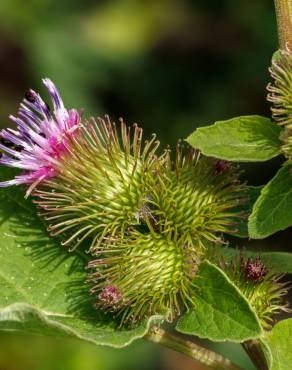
[274,0,292,50]
[146,327,244,370]
[242,340,268,370]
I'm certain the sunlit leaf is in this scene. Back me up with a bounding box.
[176,261,262,342]
[187,116,281,162]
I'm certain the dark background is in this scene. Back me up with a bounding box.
[0,1,284,369]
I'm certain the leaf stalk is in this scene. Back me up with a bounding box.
[242,340,268,370]
[146,326,244,370]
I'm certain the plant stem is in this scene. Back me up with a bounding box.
[242,340,268,370]
[274,0,292,50]
[146,327,244,370]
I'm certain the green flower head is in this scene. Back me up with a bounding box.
[87,144,249,325]
[148,146,247,251]
[33,116,164,251]
[222,253,290,328]
[88,230,199,325]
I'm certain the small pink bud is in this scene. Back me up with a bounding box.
[241,257,268,283]
[98,285,123,310]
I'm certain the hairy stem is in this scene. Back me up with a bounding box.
[242,340,268,370]
[146,327,244,370]
[274,0,292,50]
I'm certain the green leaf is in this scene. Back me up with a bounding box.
[187,115,282,162]
[231,186,262,238]
[258,252,292,274]
[176,261,262,342]
[248,162,292,238]
[261,319,292,370]
[261,340,273,369]
[219,247,292,274]
[0,172,161,347]
[0,303,160,347]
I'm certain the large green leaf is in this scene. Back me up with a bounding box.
[176,261,262,342]
[261,319,292,370]
[187,115,282,162]
[0,172,161,347]
[249,162,292,238]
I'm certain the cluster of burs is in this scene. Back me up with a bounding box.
[32,115,286,327]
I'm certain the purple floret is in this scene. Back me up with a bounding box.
[0,78,81,196]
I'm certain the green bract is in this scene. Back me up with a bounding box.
[151,149,247,248]
[268,48,292,129]
[34,117,163,251]
[221,254,289,329]
[88,231,198,325]
[268,47,292,158]
[84,142,249,325]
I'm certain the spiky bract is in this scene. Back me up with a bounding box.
[267,47,292,158]
[32,120,249,325]
[34,117,162,251]
[223,254,290,328]
[88,230,199,325]
[86,148,249,325]
[268,48,292,128]
[148,148,247,252]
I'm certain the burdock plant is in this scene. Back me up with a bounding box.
[0,77,290,370]
[0,1,292,369]
[0,79,250,324]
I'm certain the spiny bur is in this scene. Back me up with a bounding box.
[267,46,292,158]
[223,253,290,328]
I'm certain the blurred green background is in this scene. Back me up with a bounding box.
[0,0,282,369]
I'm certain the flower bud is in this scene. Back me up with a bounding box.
[87,147,249,325]
[241,256,268,283]
[149,146,247,252]
[223,254,290,328]
[88,230,199,325]
[267,47,292,158]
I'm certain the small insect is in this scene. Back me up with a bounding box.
[0,136,15,148]
[0,134,24,153]
[25,89,51,113]
[25,89,36,103]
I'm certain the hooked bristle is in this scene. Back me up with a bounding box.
[33,116,165,251]
[88,230,199,326]
[222,253,290,328]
